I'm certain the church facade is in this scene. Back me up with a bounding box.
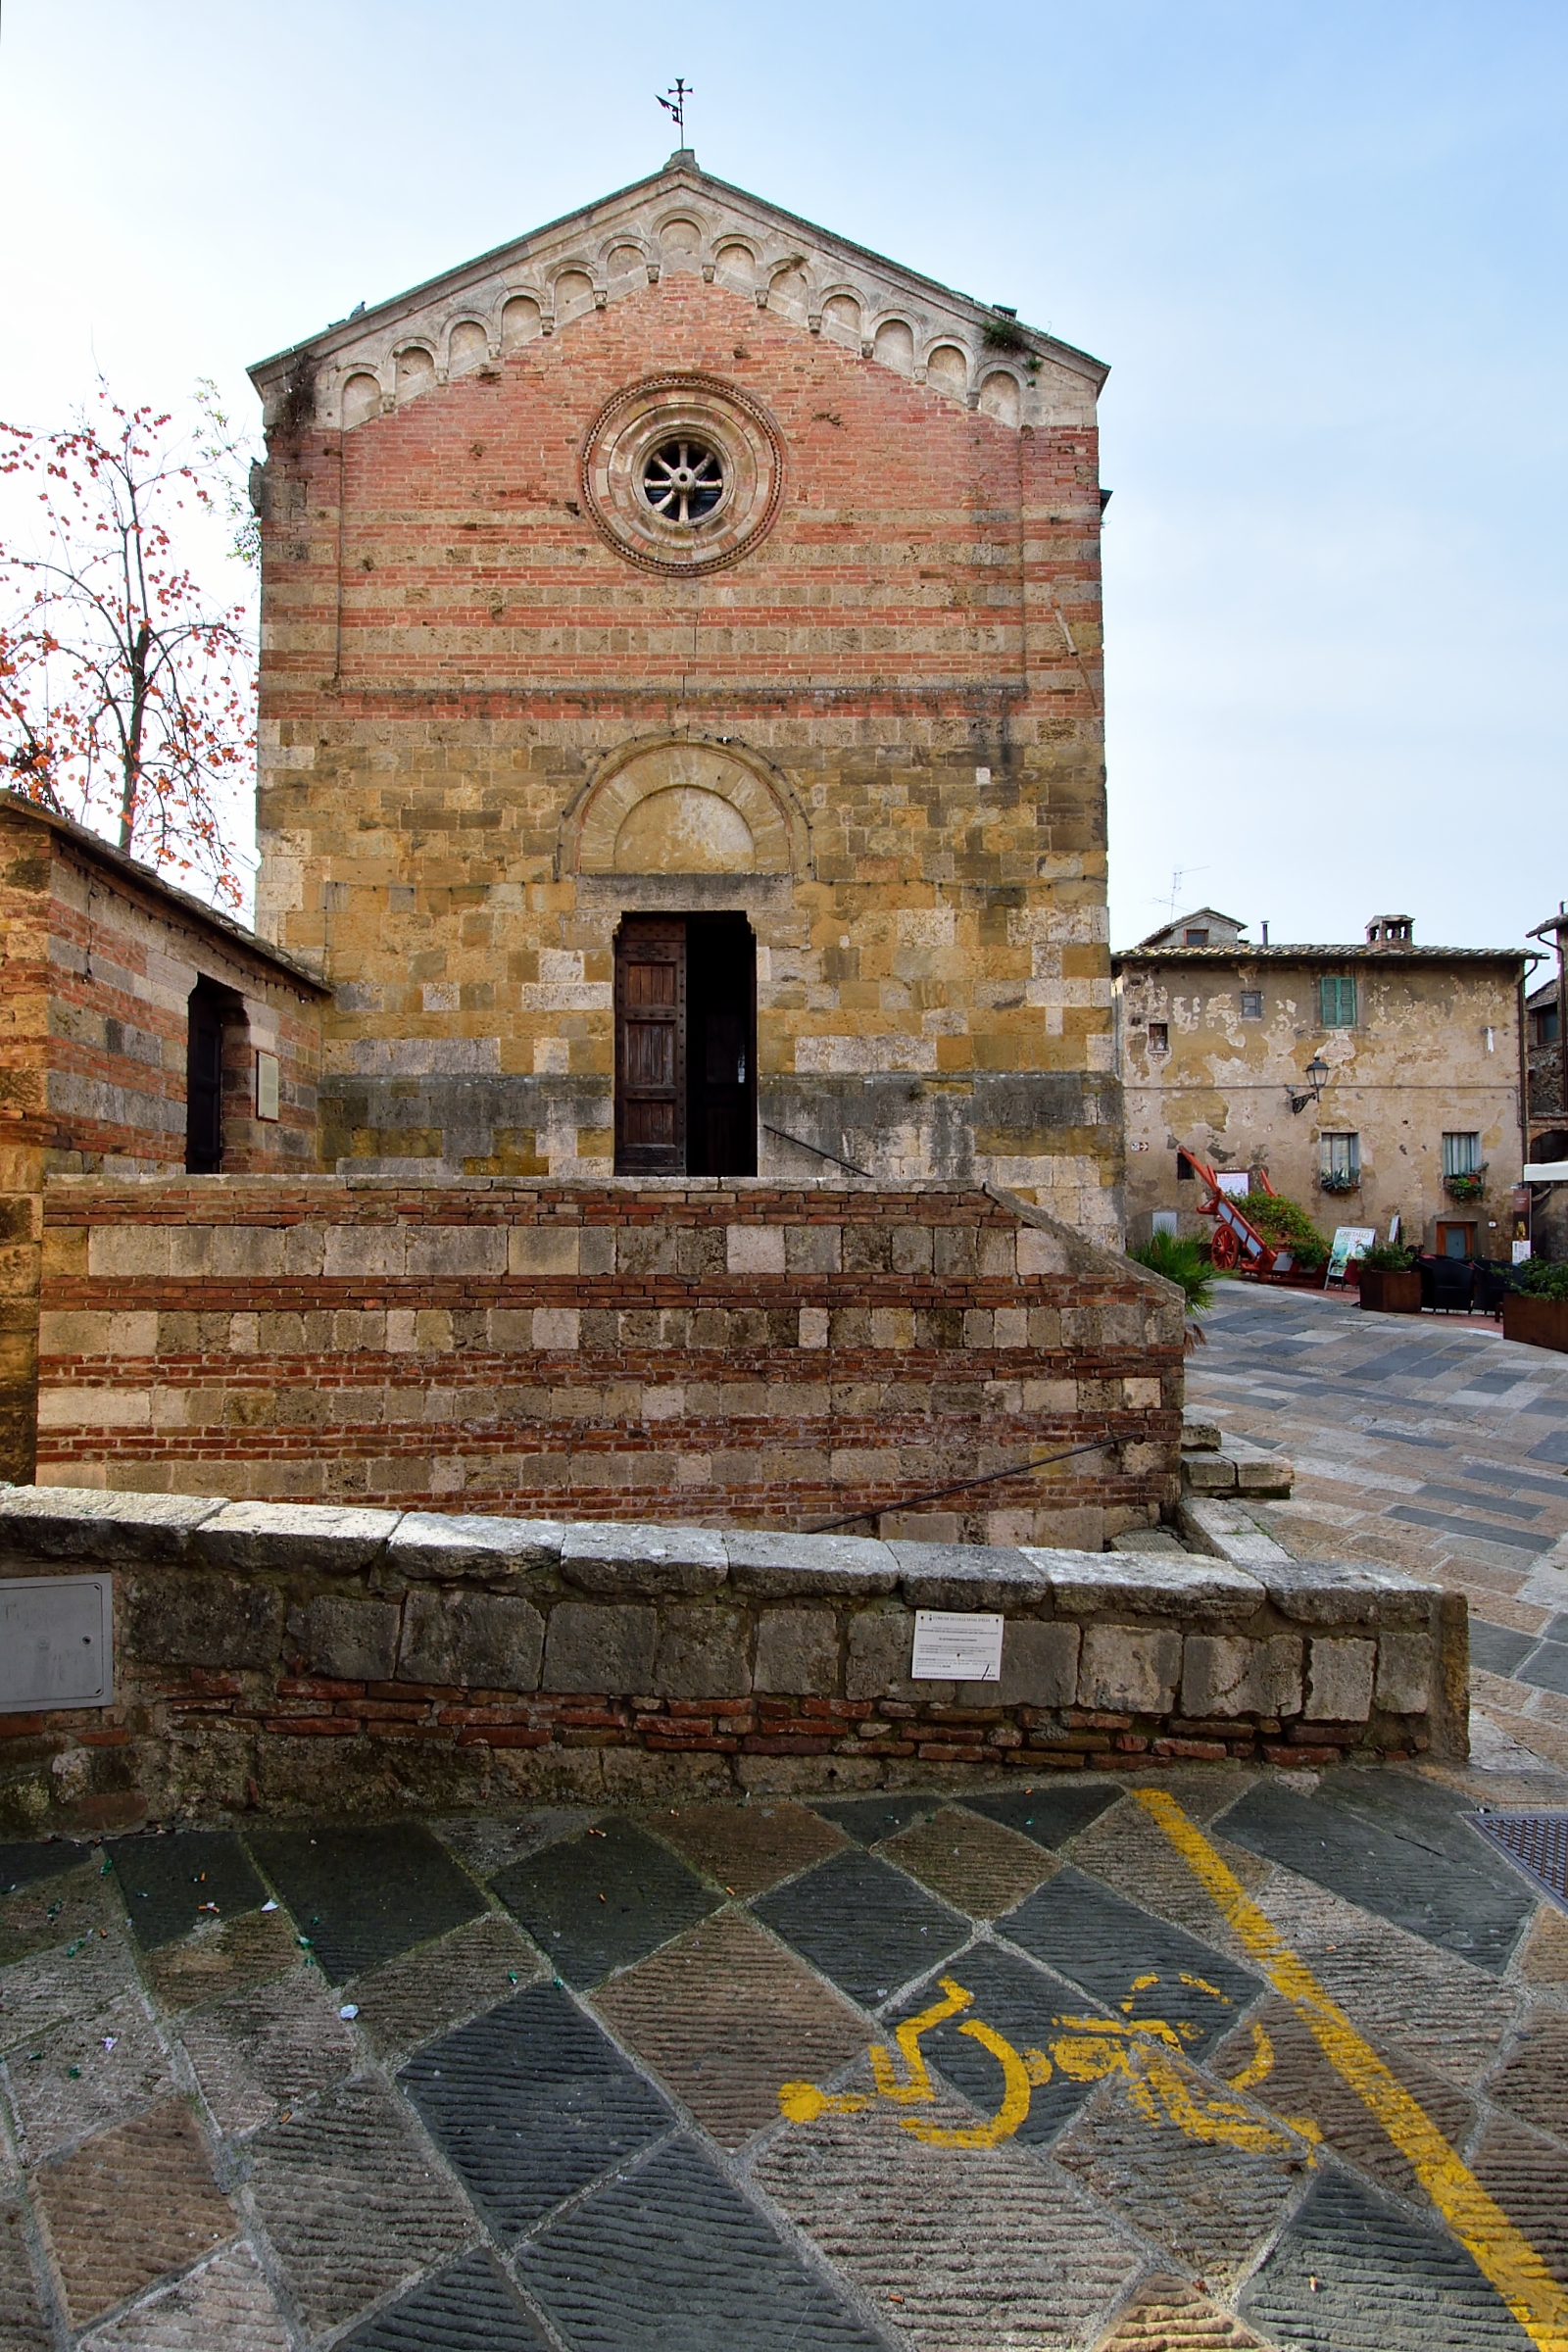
[248,151,1121,1236]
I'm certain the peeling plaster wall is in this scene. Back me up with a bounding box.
[1113,952,1526,1253]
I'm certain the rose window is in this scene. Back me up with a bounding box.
[641,439,725,523]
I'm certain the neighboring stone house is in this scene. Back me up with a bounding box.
[0,792,326,1475]
[1527,971,1562,1141]
[246,147,1120,1236]
[1113,912,1530,1258]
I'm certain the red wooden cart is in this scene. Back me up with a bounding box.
[1176,1152,1294,1276]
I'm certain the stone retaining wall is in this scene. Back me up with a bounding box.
[36,1178,1180,1542]
[0,1487,1468,1834]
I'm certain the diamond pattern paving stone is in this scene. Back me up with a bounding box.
[1255,1869,1522,2089]
[491,1816,720,1988]
[139,1909,301,2016]
[960,1781,1123,1849]
[244,1823,486,1983]
[753,2059,1142,2349]
[1065,1799,1268,1958]
[398,1982,673,2237]
[880,1805,1054,1918]
[0,1922,137,2048]
[1315,1768,1553,1894]
[77,2242,292,2352]
[0,2186,53,2352]
[996,1867,1260,2053]
[244,2076,472,2333]
[884,1936,1102,2146]
[1217,1782,1534,1974]
[752,1847,970,2011]
[1468,2111,1568,2287]
[517,2131,889,2351]
[336,2249,551,2352]
[34,2100,237,2329]
[0,1840,94,1896]
[654,1800,849,1895]
[0,1859,118,1968]
[1096,2274,1267,2351]
[1210,1992,1474,2203]
[1519,1905,1568,1986]
[1483,2009,1568,2144]
[177,1970,356,2133]
[807,1793,940,1845]
[1238,2165,1533,2350]
[1051,2062,1308,2292]
[592,1906,867,2150]
[436,1810,600,1882]
[7,1989,175,2162]
[110,1834,267,1951]
[347,1911,543,2060]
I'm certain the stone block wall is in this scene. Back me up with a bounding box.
[35,1179,1180,1540]
[0,1487,1466,1834]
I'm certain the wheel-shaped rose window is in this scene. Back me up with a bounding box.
[642,438,725,522]
[581,375,784,573]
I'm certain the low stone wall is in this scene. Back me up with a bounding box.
[35,1177,1181,1542]
[0,1487,1467,1834]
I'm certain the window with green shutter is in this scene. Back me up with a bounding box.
[1319,973,1357,1027]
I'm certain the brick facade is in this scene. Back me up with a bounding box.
[35,1180,1179,1539]
[0,797,326,1480]
[249,155,1121,1230]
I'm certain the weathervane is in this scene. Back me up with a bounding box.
[657,78,692,142]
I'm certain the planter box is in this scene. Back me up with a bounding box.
[1503,1293,1568,1353]
[1359,1268,1423,1315]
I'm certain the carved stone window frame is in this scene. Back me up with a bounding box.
[579,373,785,574]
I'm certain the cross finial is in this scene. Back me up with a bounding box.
[657,78,691,142]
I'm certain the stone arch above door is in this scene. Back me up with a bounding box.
[564,739,808,876]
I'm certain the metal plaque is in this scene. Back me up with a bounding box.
[910,1609,1004,1683]
[0,1575,114,1711]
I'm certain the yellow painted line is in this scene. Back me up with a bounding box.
[1135,1787,1568,2352]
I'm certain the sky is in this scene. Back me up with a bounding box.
[1,0,1563,955]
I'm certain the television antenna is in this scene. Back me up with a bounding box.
[1150,865,1208,920]
[657,79,692,141]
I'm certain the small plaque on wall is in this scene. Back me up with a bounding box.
[255,1051,280,1120]
[910,1609,1004,1682]
[0,1575,114,1711]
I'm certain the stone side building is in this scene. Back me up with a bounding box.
[246,149,1120,1236]
[0,794,326,1477]
[1114,912,1530,1257]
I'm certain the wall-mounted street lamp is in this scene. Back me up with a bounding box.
[1288,1053,1330,1115]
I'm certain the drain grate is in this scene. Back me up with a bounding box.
[1467,1811,1568,1912]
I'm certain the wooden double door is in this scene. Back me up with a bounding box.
[614,915,757,1176]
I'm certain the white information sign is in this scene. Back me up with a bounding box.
[910,1609,1004,1682]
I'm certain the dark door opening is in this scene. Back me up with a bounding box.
[186,981,245,1173]
[185,988,226,1173]
[613,915,756,1176]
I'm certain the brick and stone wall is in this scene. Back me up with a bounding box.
[35,1179,1179,1539]
[0,796,328,1482]
[252,156,1120,1224]
[0,1486,1467,1836]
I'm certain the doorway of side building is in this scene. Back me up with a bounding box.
[1435,1220,1478,1260]
[613,914,756,1176]
[185,980,246,1173]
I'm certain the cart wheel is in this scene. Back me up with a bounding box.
[1210,1224,1240,1270]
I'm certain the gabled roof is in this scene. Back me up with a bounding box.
[0,793,329,995]
[1132,906,1250,952]
[249,151,1106,437]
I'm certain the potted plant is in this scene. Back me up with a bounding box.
[1502,1257,1568,1353]
[1239,1192,1330,1283]
[1129,1231,1216,1353]
[1318,1170,1359,1196]
[1357,1242,1422,1315]
[1445,1168,1487,1203]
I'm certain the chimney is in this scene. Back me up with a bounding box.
[1365,914,1413,945]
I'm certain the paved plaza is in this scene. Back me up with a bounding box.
[1188,1281,1568,1772]
[4,1285,1568,2351]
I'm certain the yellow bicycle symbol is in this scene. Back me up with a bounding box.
[779,1969,1316,2157]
